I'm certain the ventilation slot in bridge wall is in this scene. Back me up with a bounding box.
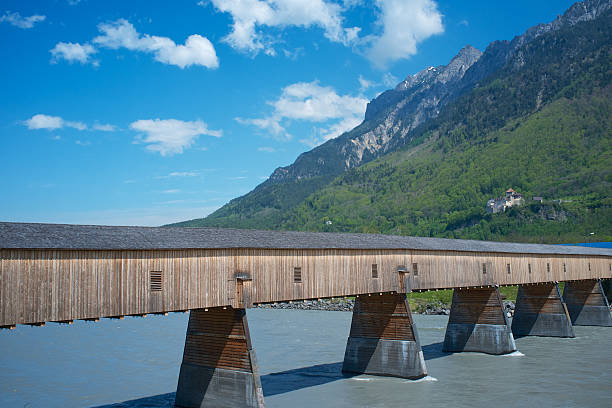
[293,267,302,283]
[150,271,163,292]
[371,264,378,279]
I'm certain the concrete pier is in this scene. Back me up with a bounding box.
[342,293,427,379]
[442,287,516,354]
[563,279,612,326]
[512,283,574,338]
[175,308,265,408]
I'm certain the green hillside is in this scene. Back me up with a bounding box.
[282,89,612,242]
[172,9,612,244]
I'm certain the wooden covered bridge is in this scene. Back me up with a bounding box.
[1,222,611,407]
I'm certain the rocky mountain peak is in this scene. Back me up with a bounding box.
[394,45,482,92]
[511,0,610,49]
[450,45,483,66]
[436,45,483,84]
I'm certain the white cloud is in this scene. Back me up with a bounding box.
[161,189,181,194]
[273,82,366,122]
[208,0,359,55]
[169,171,199,177]
[130,118,222,156]
[25,114,63,130]
[358,75,376,92]
[342,0,364,6]
[257,146,276,152]
[92,123,116,132]
[155,171,200,179]
[24,114,87,131]
[0,11,45,29]
[50,42,97,65]
[365,0,444,68]
[237,81,367,145]
[236,117,286,137]
[67,120,87,130]
[92,19,218,68]
[206,0,442,67]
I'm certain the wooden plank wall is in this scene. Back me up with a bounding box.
[1,248,611,326]
[410,251,612,289]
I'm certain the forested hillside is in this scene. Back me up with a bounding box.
[171,5,612,244]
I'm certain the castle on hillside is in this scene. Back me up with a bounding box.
[486,188,524,214]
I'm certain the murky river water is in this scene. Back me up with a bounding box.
[1,309,610,407]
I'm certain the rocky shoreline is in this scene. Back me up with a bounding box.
[255,298,355,312]
[255,298,516,316]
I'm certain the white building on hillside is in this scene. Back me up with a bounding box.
[486,188,524,213]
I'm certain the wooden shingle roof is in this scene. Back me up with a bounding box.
[1,222,611,256]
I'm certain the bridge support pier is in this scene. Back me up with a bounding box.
[511,283,574,338]
[175,308,265,408]
[563,279,612,326]
[342,292,427,379]
[442,287,516,354]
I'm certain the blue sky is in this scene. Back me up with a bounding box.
[1,0,578,226]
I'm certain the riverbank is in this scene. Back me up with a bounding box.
[254,297,517,317]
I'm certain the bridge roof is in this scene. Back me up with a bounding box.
[0,222,610,256]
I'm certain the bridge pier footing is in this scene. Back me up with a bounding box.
[174,308,265,408]
[342,292,427,379]
[511,283,574,338]
[442,287,516,354]
[563,279,612,326]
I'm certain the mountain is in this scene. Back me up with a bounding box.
[171,0,612,242]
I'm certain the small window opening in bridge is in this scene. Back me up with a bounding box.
[588,263,591,272]
[564,263,567,273]
[371,264,378,279]
[293,267,302,283]
[412,263,419,276]
[482,263,487,275]
[547,263,550,273]
[507,264,511,274]
[150,271,162,292]
[528,264,532,274]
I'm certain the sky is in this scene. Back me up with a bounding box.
[0,0,579,226]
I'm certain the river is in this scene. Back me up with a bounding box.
[0,309,610,407]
